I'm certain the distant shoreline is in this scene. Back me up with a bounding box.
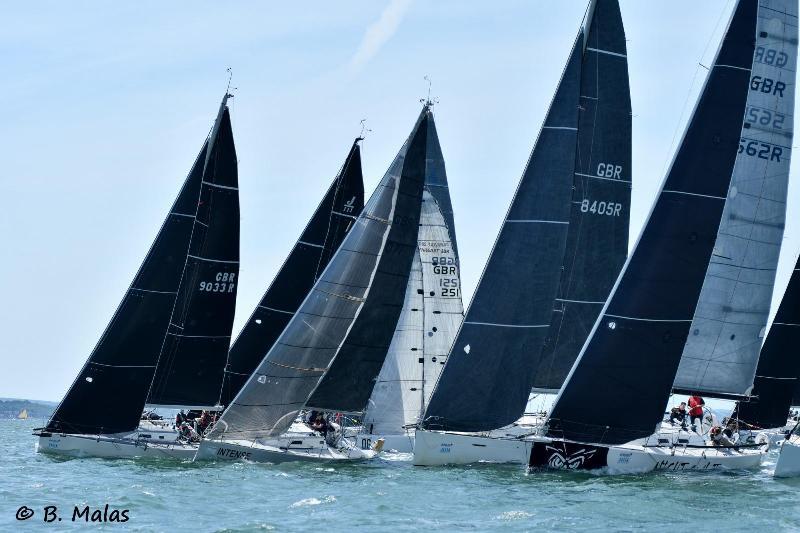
[0,398,56,420]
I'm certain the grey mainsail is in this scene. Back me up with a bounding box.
[673,0,797,398]
[208,110,429,440]
[547,0,761,445]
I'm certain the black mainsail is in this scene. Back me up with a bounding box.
[422,0,631,433]
[218,140,365,407]
[46,95,238,435]
[546,0,759,445]
[735,256,800,429]
[146,99,240,409]
[207,110,428,440]
[533,0,632,392]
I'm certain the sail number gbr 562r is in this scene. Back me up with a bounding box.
[199,272,236,293]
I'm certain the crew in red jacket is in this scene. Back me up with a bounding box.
[688,395,705,432]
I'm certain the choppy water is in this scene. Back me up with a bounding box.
[2,419,799,532]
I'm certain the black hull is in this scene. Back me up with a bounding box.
[529,440,609,470]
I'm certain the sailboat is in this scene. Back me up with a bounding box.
[17,409,28,420]
[527,0,795,474]
[350,104,464,453]
[414,0,632,466]
[197,106,432,463]
[36,94,241,459]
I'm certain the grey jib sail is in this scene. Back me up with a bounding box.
[735,257,800,429]
[421,32,584,432]
[46,96,235,435]
[218,140,365,408]
[533,0,632,392]
[547,0,760,445]
[146,99,240,409]
[673,0,797,399]
[208,110,429,440]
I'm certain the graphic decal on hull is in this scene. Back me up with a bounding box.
[529,441,609,470]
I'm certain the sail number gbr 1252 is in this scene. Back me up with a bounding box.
[199,272,236,293]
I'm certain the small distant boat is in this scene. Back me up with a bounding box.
[17,409,28,420]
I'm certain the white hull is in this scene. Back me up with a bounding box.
[413,429,533,466]
[197,432,378,464]
[774,436,800,478]
[36,432,196,460]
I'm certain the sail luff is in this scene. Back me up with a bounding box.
[218,140,365,407]
[547,0,760,446]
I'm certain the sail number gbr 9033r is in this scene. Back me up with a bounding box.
[199,272,236,293]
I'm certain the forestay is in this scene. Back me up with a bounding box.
[547,0,759,445]
[218,140,364,408]
[208,112,429,440]
[533,0,632,393]
[673,0,797,398]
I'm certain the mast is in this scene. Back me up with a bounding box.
[546,0,760,445]
[219,139,365,407]
[735,255,800,429]
[207,110,429,440]
[672,0,797,400]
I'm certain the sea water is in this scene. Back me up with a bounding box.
[2,419,799,532]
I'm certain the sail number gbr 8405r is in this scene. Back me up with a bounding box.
[579,163,625,217]
[199,272,236,293]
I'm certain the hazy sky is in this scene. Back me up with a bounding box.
[2,1,798,402]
